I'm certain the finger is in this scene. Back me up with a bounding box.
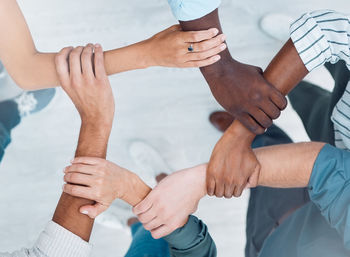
[183,28,219,43]
[191,34,226,53]
[94,44,107,80]
[65,164,97,175]
[143,217,164,231]
[69,46,84,78]
[258,99,281,120]
[250,108,273,129]
[138,208,157,224]
[64,172,94,186]
[247,164,261,188]
[133,195,153,215]
[55,47,74,86]
[206,167,216,196]
[80,203,108,219]
[233,184,245,197]
[81,44,94,79]
[269,89,287,110]
[63,184,93,199]
[72,157,104,165]
[238,113,265,135]
[214,179,225,198]
[184,55,221,68]
[186,43,226,61]
[224,185,235,199]
[150,225,174,239]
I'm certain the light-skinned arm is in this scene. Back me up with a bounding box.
[0,0,226,89]
[134,141,325,238]
[52,44,150,241]
[62,141,325,239]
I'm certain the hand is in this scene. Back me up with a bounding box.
[55,44,115,125]
[145,25,226,68]
[133,164,207,239]
[203,60,287,134]
[62,157,140,219]
[207,122,260,198]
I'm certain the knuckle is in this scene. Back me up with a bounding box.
[71,187,79,195]
[250,92,262,101]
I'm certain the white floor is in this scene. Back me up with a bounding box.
[0,0,349,256]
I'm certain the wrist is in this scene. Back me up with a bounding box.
[226,121,256,144]
[200,49,236,76]
[137,39,156,68]
[81,117,113,130]
[191,164,208,198]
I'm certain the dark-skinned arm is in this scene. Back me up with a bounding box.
[207,39,309,198]
[180,9,287,134]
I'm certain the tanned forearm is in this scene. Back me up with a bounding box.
[52,121,112,242]
[255,142,325,188]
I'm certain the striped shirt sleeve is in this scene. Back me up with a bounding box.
[290,10,350,72]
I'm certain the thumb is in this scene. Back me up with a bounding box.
[80,203,108,219]
[247,163,261,188]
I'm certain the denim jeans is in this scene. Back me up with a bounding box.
[124,222,170,257]
[0,100,20,162]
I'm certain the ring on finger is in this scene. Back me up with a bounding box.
[188,44,194,52]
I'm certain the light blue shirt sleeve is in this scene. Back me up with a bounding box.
[167,0,221,21]
[308,144,350,250]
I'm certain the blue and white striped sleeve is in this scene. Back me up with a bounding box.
[290,10,350,72]
[167,0,221,21]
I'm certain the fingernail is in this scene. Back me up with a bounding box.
[95,43,101,48]
[81,210,89,215]
[221,34,226,41]
[213,55,221,61]
[211,28,219,35]
[70,159,74,163]
[220,44,227,50]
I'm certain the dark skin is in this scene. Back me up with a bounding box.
[180,9,288,134]
[207,39,309,197]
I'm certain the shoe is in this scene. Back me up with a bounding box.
[0,61,23,102]
[209,111,234,133]
[15,88,56,117]
[129,140,171,188]
[259,13,294,42]
[95,199,133,234]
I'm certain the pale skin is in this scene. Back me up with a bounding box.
[53,43,152,242]
[0,0,226,89]
[63,141,325,239]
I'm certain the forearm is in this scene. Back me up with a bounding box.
[0,0,156,90]
[255,142,325,188]
[52,121,112,242]
[7,42,151,90]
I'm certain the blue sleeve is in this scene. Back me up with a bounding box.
[163,215,217,257]
[308,144,350,250]
[167,0,221,21]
